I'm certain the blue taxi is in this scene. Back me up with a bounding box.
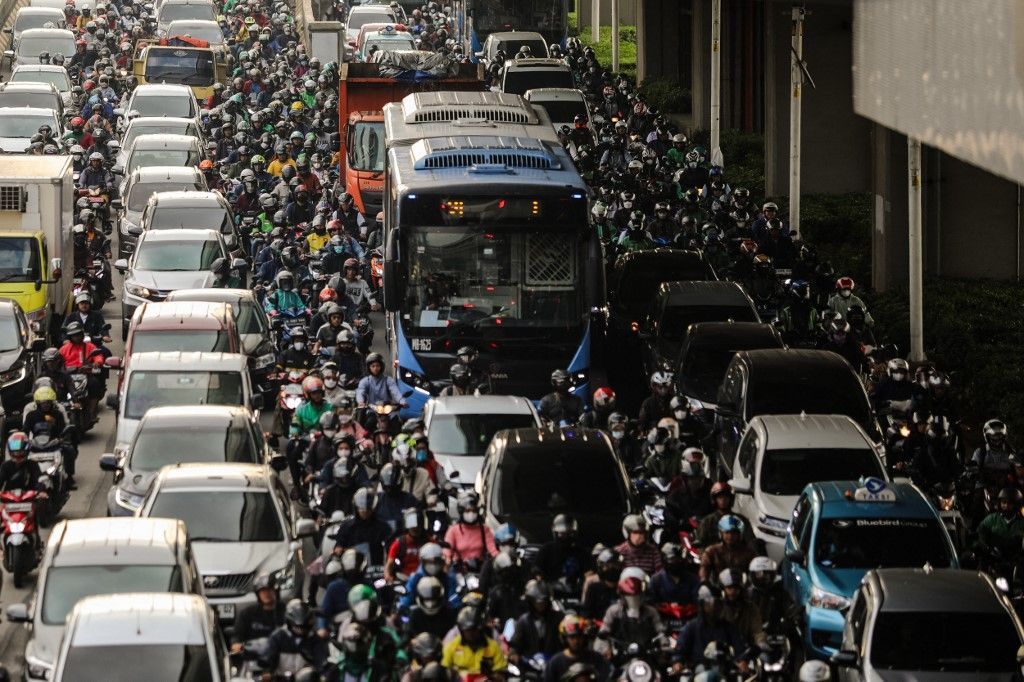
[781,477,958,658]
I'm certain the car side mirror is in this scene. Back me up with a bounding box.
[113,258,128,271]
[99,452,120,471]
[831,650,858,668]
[294,518,316,538]
[6,603,29,622]
[111,164,123,175]
[785,547,806,566]
[105,393,120,410]
[728,477,752,495]
[127,225,143,236]
[30,338,46,353]
[250,393,263,411]
[2,27,11,34]
[110,198,122,210]
[269,454,287,472]
[231,257,248,271]
[104,356,121,369]
[3,50,13,59]
[112,107,123,117]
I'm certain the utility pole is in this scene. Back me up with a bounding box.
[789,5,808,240]
[908,137,925,362]
[611,0,620,73]
[592,0,600,43]
[710,0,723,167]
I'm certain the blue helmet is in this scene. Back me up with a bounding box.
[494,523,519,546]
[718,514,744,534]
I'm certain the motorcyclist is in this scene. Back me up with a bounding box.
[598,572,664,652]
[746,556,799,636]
[776,279,819,345]
[827,276,874,325]
[673,585,748,675]
[439,364,473,397]
[287,376,333,496]
[384,506,431,584]
[696,482,756,548]
[400,541,461,614]
[719,568,766,652]
[375,462,419,532]
[606,412,642,469]
[0,432,46,494]
[22,386,77,487]
[643,426,682,480]
[972,419,1016,479]
[277,326,316,371]
[441,606,507,680]
[638,371,673,431]
[453,346,489,393]
[312,302,349,355]
[581,386,616,430]
[77,151,112,191]
[407,575,458,639]
[532,514,589,590]
[263,599,329,675]
[66,292,111,347]
[264,270,307,318]
[508,579,562,664]
[649,542,700,607]
[975,487,1024,563]
[581,546,623,619]
[544,615,610,682]
[38,348,73,402]
[355,352,405,409]
[665,457,714,527]
[210,256,246,288]
[615,514,662,576]
[537,369,584,425]
[818,313,867,373]
[700,515,757,584]
[872,358,915,411]
[340,258,377,316]
[443,490,496,570]
[334,487,393,566]
[58,322,104,418]
[232,574,286,653]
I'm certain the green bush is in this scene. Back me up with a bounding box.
[639,77,691,115]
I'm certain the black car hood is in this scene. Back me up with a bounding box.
[500,511,625,548]
[0,347,23,372]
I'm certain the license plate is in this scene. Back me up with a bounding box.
[216,603,235,619]
[4,503,32,512]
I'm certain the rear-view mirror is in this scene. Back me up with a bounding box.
[99,452,119,471]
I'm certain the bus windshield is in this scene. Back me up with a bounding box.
[144,49,215,86]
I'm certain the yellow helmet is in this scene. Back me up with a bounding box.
[33,386,57,403]
[290,101,304,111]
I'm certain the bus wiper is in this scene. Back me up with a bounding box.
[0,273,28,283]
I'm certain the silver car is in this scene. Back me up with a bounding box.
[113,165,207,258]
[6,27,75,68]
[136,463,315,624]
[100,405,284,516]
[0,107,60,153]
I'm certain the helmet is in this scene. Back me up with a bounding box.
[352,487,377,512]
[552,513,577,538]
[984,419,1008,448]
[836,276,855,291]
[33,386,56,403]
[559,614,588,639]
[64,321,84,337]
[284,598,312,632]
[456,605,483,632]
[343,257,359,271]
[621,514,647,538]
[650,371,672,389]
[718,568,744,588]
[593,387,615,408]
[74,291,91,305]
[409,631,441,663]
[419,542,444,576]
[524,579,552,605]
[749,555,778,588]
[799,660,832,682]
[301,376,324,396]
[6,431,28,455]
[718,514,745,534]
[365,352,384,369]
[887,358,910,379]
[449,363,470,387]
[252,573,277,595]
[710,481,733,500]
[415,576,445,615]
[617,572,648,595]
[493,523,519,546]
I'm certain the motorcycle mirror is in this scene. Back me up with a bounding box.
[104,356,121,369]
[99,452,119,471]
[5,603,29,623]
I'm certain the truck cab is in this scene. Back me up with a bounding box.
[132,42,227,101]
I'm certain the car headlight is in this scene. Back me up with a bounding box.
[757,512,789,538]
[809,585,850,611]
[0,364,25,385]
[25,654,51,680]
[255,352,277,369]
[125,283,152,299]
[272,563,296,592]
[115,487,144,510]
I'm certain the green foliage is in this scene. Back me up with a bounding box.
[638,77,691,115]
[567,10,637,80]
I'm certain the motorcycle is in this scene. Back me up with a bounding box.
[275,369,307,436]
[369,246,384,291]
[932,480,968,553]
[76,186,112,233]
[271,309,310,350]
[27,426,71,525]
[1,488,44,588]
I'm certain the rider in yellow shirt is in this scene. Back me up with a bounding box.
[441,607,508,680]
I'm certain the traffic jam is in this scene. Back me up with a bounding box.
[0,0,1015,680]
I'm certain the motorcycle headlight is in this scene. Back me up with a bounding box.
[125,283,152,299]
[115,487,144,510]
[255,352,277,369]
[0,364,25,385]
[809,585,850,611]
[8,521,26,534]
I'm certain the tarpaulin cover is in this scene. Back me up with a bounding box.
[369,50,460,79]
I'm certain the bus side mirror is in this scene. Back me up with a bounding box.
[382,260,404,312]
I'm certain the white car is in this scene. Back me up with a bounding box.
[423,395,542,490]
[7,27,75,68]
[9,65,73,108]
[6,7,66,47]
[164,19,226,47]
[345,4,398,46]
[0,106,61,152]
[117,83,200,123]
[116,116,203,169]
[728,413,887,561]
[524,87,594,138]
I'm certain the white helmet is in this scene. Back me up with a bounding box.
[799,660,831,682]
[749,556,778,573]
[650,371,673,388]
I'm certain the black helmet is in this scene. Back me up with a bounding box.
[365,352,384,368]
[998,487,1022,504]
[449,363,470,387]
[410,632,441,663]
[456,605,483,632]
[211,257,229,276]
[524,579,552,605]
[551,369,570,389]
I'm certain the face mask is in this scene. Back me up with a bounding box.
[611,430,625,440]
[654,444,666,454]
[840,289,852,298]
[337,448,351,458]
[322,428,336,439]
[324,378,338,388]
[674,410,687,420]
[338,413,352,424]
[293,341,305,351]
[462,511,478,524]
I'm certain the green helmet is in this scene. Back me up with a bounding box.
[347,584,378,608]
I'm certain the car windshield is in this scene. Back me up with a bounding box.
[870,611,1020,672]
[746,375,872,426]
[503,68,574,95]
[131,330,230,354]
[814,517,952,569]
[0,113,54,137]
[129,150,200,174]
[681,342,776,403]
[143,49,215,86]
[532,98,586,123]
[660,304,758,342]
[130,94,194,118]
[61,644,212,682]
[123,124,194,155]
[0,236,41,282]
[494,39,547,59]
[364,36,415,55]
[128,181,200,212]
[349,121,384,172]
[14,13,65,32]
[494,444,629,515]
[147,490,284,542]
[614,262,713,317]
[17,36,74,58]
[348,11,394,29]
[0,316,22,352]
[125,370,244,420]
[41,565,182,625]
[167,23,223,43]
[130,420,256,471]
[134,238,220,271]
[148,207,229,232]
[428,413,537,457]
[759,448,884,496]
[10,69,70,90]
[0,92,57,109]
[158,3,216,22]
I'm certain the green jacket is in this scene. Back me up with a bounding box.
[644,447,682,481]
[976,511,1024,555]
[291,399,334,435]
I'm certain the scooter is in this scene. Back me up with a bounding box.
[1,488,44,588]
[27,426,71,525]
[275,369,307,436]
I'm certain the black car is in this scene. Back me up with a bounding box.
[713,348,880,478]
[0,299,44,423]
[479,426,633,549]
[638,281,760,377]
[675,321,785,412]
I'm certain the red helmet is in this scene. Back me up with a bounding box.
[343,258,359,270]
[710,481,733,499]
[199,159,214,170]
[617,574,646,596]
[593,387,615,408]
[301,376,324,396]
[318,287,337,302]
[82,79,95,91]
[70,116,85,128]
[836,276,855,291]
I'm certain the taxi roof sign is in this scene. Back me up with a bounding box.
[853,477,897,502]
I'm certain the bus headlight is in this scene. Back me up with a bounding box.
[398,366,431,390]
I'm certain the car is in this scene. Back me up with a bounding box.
[476,30,548,67]
[124,300,240,364]
[345,4,399,46]
[155,0,217,34]
[136,463,316,623]
[164,19,227,48]
[7,517,205,682]
[139,190,242,253]
[0,299,44,423]
[6,7,66,47]
[116,116,204,170]
[833,567,1024,680]
[117,83,200,124]
[423,395,542,490]
[0,81,64,119]
[639,281,761,378]
[499,58,575,95]
[675,321,785,415]
[113,228,232,333]
[479,426,633,550]
[50,593,230,682]
[357,25,416,60]
[727,414,887,560]
[105,350,258,455]
[781,477,959,658]
[112,165,208,258]
[714,349,881,478]
[164,288,279,397]
[100,405,282,516]
[7,27,75,68]
[113,134,203,193]
[524,88,593,139]
[0,106,61,153]
[8,65,73,107]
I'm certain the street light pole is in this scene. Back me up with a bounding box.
[789,4,805,239]
[592,0,599,44]
[908,137,925,362]
[710,0,723,167]
[611,0,620,73]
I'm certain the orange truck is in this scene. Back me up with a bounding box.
[338,60,485,218]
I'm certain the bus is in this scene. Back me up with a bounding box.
[380,101,601,417]
[450,0,570,55]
